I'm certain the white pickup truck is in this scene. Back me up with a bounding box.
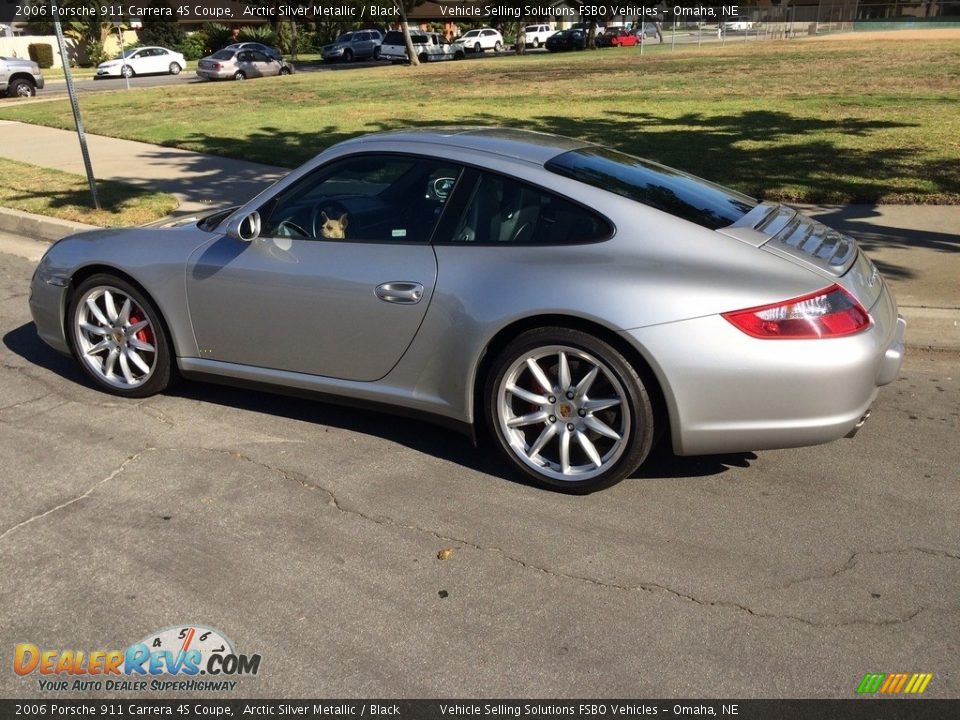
[523,24,554,48]
[380,30,465,64]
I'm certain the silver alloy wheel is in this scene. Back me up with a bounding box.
[121,65,133,78]
[15,81,35,97]
[74,286,157,390]
[497,345,631,482]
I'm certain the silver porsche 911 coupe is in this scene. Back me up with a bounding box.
[29,128,906,492]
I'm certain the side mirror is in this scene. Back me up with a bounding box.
[226,211,261,242]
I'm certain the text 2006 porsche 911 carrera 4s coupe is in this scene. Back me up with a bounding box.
[29,128,905,492]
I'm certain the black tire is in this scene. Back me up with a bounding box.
[233,70,245,81]
[454,50,464,60]
[484,327,656,493]
[67,274,176,398]
[494,40,502,52]
[7,79,36,98]
[474,42,482,53]
[279,67,291,75]
[121,65,134,78]
[418,52,428,64]
[343,49,354,62]
[168,62,182,75]
[373,46,381,60]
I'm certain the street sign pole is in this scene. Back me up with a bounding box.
[50,1,100,209]
[117,23,129,90]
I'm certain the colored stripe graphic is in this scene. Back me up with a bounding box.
[857,672,932,694]
[857,673,886,694]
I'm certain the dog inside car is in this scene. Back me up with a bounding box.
[320,211,348,239]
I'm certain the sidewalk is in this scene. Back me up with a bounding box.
[0,121,956,349]
[0,120,284,214]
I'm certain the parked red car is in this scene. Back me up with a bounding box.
[597,29,640,47]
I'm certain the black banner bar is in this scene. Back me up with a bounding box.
[1,699,959,720]
[1,2,959,24]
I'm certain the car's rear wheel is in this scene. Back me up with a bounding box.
[485,327,655,492]
[233,70,245,80]
[279,66,291,75]
[68,274,174,398]
[168,62,182,75]
[418,52,428,64]
[454,50,464,60]
[121,65,134,78]
[373,46,381,60]
[494,40,502,52]
[7,79,36,98]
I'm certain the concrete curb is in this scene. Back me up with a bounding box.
[898,306,960,352]
[0,206,99,242]
[0,207,957,351]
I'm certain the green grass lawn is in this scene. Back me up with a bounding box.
[0,158,178,226]
[5,37,960,204]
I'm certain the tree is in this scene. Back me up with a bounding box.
[394,0,425,67]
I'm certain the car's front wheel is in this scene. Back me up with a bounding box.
[7,79,36,97]
[68,274,174,398]
[485,328,655,492]
[121,64,134,78]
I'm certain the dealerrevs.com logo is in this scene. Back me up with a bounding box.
[14,625,261,692]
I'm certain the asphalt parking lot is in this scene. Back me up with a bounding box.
[1,245,958,698]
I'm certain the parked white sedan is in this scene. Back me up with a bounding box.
[96,46,185,79]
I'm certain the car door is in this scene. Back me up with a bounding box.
[151,48,171,72]
[185,153,465,382]
[354,32,372,58]
[250,50,277,76]
[234,50,255,77]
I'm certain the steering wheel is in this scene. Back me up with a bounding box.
[275,219,310,239]
[311,201,350,239]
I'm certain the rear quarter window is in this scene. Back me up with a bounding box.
[546,147,756,230]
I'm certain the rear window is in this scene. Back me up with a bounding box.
[545,147,756,230]
[383,32,404,45]
[211,50,234,60]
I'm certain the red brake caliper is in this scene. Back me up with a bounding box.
[128,314,153,345]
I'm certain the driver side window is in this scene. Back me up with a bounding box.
[260,154,464,243]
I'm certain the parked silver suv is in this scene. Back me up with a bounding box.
[0,56,44,98]
[322,29,383,62]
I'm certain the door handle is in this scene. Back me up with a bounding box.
[375,282,424,304]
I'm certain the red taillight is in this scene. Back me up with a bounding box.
[213,62,222,70]
[722,285,870,339]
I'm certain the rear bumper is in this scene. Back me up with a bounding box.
[621,283,906,456]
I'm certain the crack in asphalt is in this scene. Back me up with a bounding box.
[0,440,945,630]
[0,448,153,543]
[0,392,53,412]
[205,447,938,630]
[777,547,960,591]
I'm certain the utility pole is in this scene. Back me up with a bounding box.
[50,0,99,209]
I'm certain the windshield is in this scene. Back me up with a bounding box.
[113,49,138,59]
[336,33,354,42]
[546,147,757,230]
